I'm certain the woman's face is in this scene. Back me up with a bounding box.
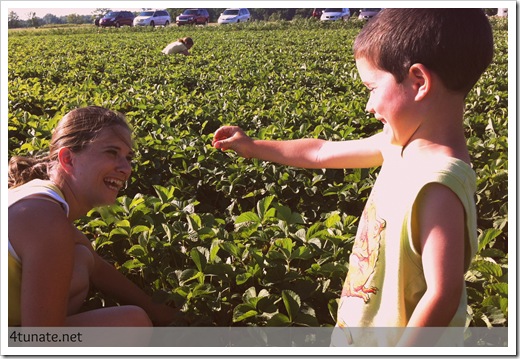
[67,125,133,208]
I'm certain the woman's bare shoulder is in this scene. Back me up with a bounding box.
[9,198,75,259]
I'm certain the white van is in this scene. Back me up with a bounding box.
[218,8,251,24]
[134,10,171,27]
[320,8,350,21]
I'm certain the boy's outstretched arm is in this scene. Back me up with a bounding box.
[397,183,466,346]
[212,126,384,169]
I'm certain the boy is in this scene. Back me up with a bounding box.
[212,9,493,346]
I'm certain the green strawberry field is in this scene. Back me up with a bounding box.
[7,18,509,329]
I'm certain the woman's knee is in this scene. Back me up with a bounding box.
[66,305,152,327]
[121,305,153,327]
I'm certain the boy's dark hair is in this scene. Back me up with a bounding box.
[353,9,494,95]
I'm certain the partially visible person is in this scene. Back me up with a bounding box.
[8,106,178,327]
[212,9,493,346]
[161,36,194,56]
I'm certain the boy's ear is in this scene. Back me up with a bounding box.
[408,64,432,101]
[58,147,75,174]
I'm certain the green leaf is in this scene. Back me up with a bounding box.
[235,211,261,225]
[250,250,266,268]
[266,313,291,327]
[263,208,277,221]
[179,268,203,285]
[116,219,131,228]
[257,296,278,314]
[243,286,258,302]
[153,184,175,203]
[130,225,150,236]
[127,244,146,258]
[221,242,241,258]
[109,227,129,237]
[86,219,107,228]
[233,304,258,322]
[275,238,294,253]
[191,283,216,297]
[325,212,341,227]
[257,195,275,220]
[282,290,301,321]
[236,272,252,285]
[478,228,502,251]
[187,213,202,231]
[289,246,313,261]
[209,239,221,263]
[190,248,207,272]
[294,312,319,327]
[121,259,144,270]
[472,259,503,278]
[487,282,508,295]
[129,196,146,209]
[306,222,324,240]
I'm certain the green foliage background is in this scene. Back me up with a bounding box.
[7,18,508,329]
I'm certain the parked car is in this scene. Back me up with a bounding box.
[358,8,381,21]
[312,8,324,19]
[218,8,251,24]
[133,9,171,27]
[176,9,210,26]
[320,8,351,21]
[99,11,135,27]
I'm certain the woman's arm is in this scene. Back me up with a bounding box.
[10,200,77,326]
[85,234,178,326]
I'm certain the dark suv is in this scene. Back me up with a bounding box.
[99,11,135,27]
[176,9,210,26]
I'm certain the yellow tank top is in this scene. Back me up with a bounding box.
[335,151,477,346]
[8,252,22,326]
[8,179,68,326]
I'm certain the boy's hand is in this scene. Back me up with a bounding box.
[212,126,253,158]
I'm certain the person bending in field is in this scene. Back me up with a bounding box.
[161,36,194,56]
[8,106,178,327]
[212,9,493,346]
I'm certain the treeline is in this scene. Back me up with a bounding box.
[7,8,331,28]
[8,11,94,28]
[8,7,500,29]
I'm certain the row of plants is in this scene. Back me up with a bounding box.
[7,18,508,328]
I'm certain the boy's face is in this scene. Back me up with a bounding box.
[356,57,420,147]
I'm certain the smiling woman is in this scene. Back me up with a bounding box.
[7,106,180,328]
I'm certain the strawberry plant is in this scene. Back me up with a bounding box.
[7,18,509,329]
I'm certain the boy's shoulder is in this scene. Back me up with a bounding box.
[374,129,471,167]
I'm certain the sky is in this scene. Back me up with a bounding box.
[5,0,404,20]
[7,6,140,20]
[8,9,139,20]
[5,0,237,20]
[7,0,512,20]
[5,0,310,20]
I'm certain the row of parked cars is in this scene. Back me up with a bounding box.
[176,8,251,25]
[312,8,381,21]
[96,8,379,28]
[96,8,251,27]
